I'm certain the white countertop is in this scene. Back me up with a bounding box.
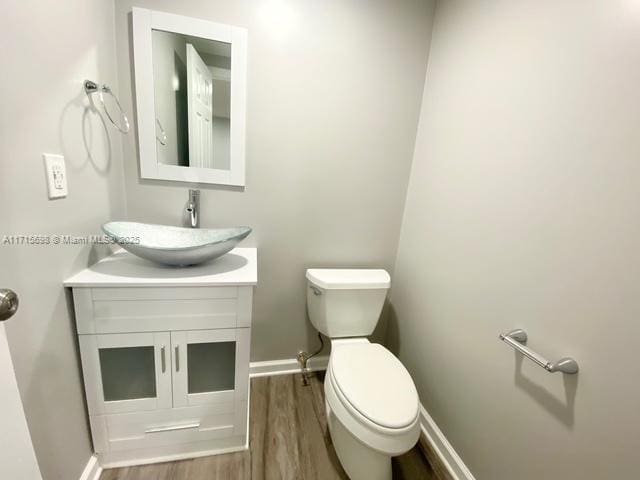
[64,248,257,287]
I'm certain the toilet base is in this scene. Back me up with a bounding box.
[326,400,392,480]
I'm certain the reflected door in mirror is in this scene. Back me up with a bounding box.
[152,31,231,171]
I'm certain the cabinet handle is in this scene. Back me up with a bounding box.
[161,346,166,373]
[175,345,180,372]
[145,422,200,434]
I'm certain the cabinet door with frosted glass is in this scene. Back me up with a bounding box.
[171,328,250,408]
[79,332,172,415]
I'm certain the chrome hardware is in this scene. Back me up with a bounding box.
[161,346,166,373]
[175,345,180,372]
[185,189,200,228]
[84,79,130,134]
[84,80,100,94]
[155,118,167,145]
[309,285,322,296]
[499,329,579,374]
[297,332,325,386]
[145,422,200,434]
[0,289,19,321]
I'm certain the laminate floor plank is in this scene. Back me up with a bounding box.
[100,461,177,480]
[261,375,303,480]
[174,451,251,480]
[417,435,453,480]
[393,444,438,480]
[249,375,268,479]
[101,373,434,480]
[291,374,348,480]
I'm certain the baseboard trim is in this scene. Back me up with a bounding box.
[419,404,476,480]
[78,454,102,480]
[249,355,329,377]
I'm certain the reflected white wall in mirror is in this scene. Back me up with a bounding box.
[133,8,246,186]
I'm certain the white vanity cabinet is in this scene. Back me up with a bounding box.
[65,248,257,468]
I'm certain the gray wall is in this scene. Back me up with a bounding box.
[114,0,435,360]
[390,0,640,478]
[0,1,125,478]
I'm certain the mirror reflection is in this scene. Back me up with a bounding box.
[152,30,231,170]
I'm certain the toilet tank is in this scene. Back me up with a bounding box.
[306,269,391,338]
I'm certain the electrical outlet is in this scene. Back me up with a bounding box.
[43,154,68,199]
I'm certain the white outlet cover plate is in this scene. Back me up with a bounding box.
[43,153,68,199]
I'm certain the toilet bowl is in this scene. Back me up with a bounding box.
[305,269,420,480]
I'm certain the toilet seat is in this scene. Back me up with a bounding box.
[324,342,421,456]
[330,343,419,430]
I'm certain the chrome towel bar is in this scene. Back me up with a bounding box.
[499,329,579,374]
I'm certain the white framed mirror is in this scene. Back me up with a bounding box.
[132,8,247,186]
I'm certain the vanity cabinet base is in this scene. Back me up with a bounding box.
[97,434,248,469]
[66,277,256,469]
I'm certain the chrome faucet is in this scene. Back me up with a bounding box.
[185,189,200,228]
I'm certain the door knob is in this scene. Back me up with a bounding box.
[0,289,19,321]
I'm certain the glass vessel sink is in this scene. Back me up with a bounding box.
[102,222,252,266]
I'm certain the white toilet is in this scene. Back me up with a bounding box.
[306,268,420,480]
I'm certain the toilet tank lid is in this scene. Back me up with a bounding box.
[306,269,390,290]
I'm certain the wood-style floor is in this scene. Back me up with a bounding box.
[101,372,439,480]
